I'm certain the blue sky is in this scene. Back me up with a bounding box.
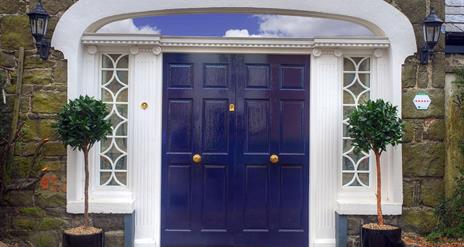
[98,14,373,37]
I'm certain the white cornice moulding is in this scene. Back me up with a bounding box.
[81,34,390,50]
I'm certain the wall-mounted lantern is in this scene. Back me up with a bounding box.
[27,0,51,60]
[420,8,444,64]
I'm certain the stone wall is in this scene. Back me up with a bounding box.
[0,1,125,246]
[0,0,455,247]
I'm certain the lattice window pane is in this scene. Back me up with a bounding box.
[342,57,371,188]
[100,54,129,187]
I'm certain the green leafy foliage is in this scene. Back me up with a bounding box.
[55,95,112,151]
[347,99,403,155]
[428,168,464,240]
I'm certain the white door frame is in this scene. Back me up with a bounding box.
[51,1,417,246]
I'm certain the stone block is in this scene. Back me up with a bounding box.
[4,191,34,207]
[420,178,444,207]
[23,69,53,85]
[24,56,55,69]
[417,65,429,88]
[12,217,36,231]
[402,61,417,88]
[54,60,67,83]
[432,52,446,88]
[396,0,427,24]
[22,119,59,141]
[92,215,125,231]
[105,230,125,247]
[37,191,66,208]
[44,142,67,156]
[32,91,66,113]
[0,16,34,50]
[403,142,445,177]
[0,51,16,68]
[37,217,67,230]
[19,207,46,217]
[28,231,60,247]
[402,89,445,119]
[30,0,75,15]
[40,160,65,173]
[403,119,423,143]
[403,180,420,207]
[0,0,26,14]
[401,208,436,234]
[424,119,445,141]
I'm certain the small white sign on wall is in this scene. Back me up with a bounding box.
[413,92,431,110]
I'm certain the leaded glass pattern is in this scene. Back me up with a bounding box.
[342,57,371,187]
[100,54,129,186]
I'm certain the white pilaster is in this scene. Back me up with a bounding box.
[132,48,163,247]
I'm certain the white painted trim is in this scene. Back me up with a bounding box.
[51,1,417,246]
[336,201,402,215]
[67,199,135,214]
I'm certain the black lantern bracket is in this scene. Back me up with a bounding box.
[27,0,51,60]
[419,8,444,65]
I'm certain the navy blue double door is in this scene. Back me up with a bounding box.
[162,53,310,247]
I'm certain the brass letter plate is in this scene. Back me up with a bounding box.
[229,104,235,112]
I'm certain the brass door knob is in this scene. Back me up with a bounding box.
[192,154,202,164]
[270,154,279,164]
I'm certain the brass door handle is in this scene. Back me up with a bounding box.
[192,154,202,164]
[270,154,279,164]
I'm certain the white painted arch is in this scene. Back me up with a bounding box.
[52,0,417,109]
[52,1,417,247]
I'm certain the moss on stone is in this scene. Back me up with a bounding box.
[29,231,60,247]
[32,91,66,113]
[37,217,66,230]
[402,208,436,234]
[23,69,53,85]
[0,16,34,50]
[19,207,46,217]
[421,178,444,207]
[22,119,59,141]
[24,55,55,69]
[12,217,36,230]
[44,142,66,156]
[403,142,445,177]
[4,191,34,207]
[402,62,417,88]
[0,51,16,68]
[37,191,66,208]
[54,60,67,83]
[424,119,445,141]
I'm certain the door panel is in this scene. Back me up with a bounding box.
[162,53,309,247]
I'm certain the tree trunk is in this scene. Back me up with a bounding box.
[375,151,384,225]
[83,146,90,228]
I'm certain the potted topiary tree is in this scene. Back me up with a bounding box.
[347,99,404,247]
[55,95,112,247]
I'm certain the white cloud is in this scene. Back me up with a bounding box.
[98,19,160,34]
[256,15,373,37]
[224,29,262,37]
[225,16,374,38]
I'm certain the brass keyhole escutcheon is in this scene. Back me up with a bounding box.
[141,102,149,110]
[270,154,279,164]
[192,154,202,164]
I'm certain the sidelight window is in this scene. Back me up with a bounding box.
[99,54,129,186]
[342,57,371,188]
